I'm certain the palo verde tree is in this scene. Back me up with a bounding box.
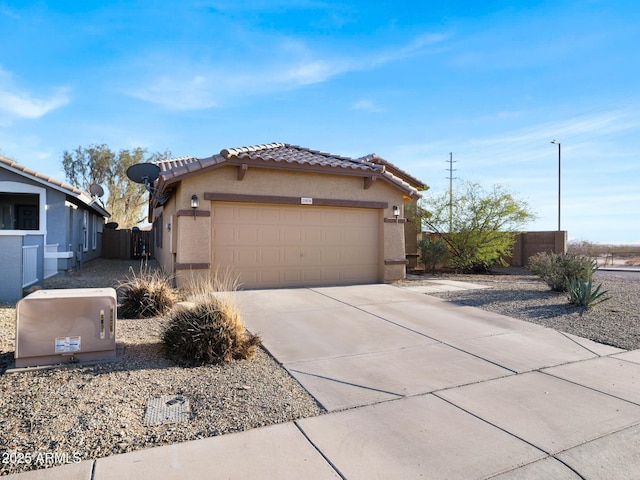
[62,144,171,229]
[419,181,536,272]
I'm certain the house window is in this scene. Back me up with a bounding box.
[0,193,40,230]
[83,210,89,252]
[92,215,97,250]
[0,182,46,235]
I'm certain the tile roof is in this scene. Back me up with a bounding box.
[0,154,110,217]
[154,142,426,200]
[358,153,428,191]
[220,143,382,172]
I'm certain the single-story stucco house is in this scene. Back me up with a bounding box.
[148,142,427,289]
[0,155,110,302]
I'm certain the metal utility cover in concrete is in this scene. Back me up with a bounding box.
[144,395,190,426]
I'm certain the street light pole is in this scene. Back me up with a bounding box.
[551,140,561,231]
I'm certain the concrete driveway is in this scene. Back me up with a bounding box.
[14,283,640,480]
[233,283,640,479]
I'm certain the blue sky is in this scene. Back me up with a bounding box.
[1,1,639,244]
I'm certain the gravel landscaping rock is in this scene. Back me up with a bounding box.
[0,259,323,475]
[402,269,640,350]
[1,260,638,475]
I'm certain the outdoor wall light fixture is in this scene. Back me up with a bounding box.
[393,205,400,219]
[191,194,199,219]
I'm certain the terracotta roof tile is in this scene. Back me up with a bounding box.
[1,154,83,195]
[359,153,428,190]
[0,154,110,217]
[218,143,383,173]
[154,143,424,200]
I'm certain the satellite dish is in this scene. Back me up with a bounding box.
[105,222,119,229]
[125,163,169,205]
[126,163,161,184]
[89,183,104,198]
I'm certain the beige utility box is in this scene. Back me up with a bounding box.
[15,288,118,368]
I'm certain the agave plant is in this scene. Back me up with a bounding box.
[566,277,610,308]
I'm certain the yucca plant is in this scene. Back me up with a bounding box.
[567,277,610,308]
[117,264,178,318]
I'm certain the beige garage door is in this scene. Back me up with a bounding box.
[211,202,381,288]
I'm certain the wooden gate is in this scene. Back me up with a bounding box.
[102,228,154,260]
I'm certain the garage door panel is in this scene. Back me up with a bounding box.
[260,226,281,243]
[235,248,259,266]
[282,249,302,265]
[281,209,303,225]
[302,227,325,244]
[236,226,260,244]
[213,205,236,222]
[212,227,235,243]
[212,203,380,288]
[259,208,282,223]
[237,206,261,222]
[257,248,282,266]
[283,230,303,243]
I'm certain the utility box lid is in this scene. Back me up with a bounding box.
[15,288,118,368]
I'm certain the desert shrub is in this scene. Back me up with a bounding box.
[567,277,610,308]
[418,237,449,272]
[162,298,261,366]
[419,182,534,272]
[528,252,595,292]
[117,265,178,318]
[162,271,260,366]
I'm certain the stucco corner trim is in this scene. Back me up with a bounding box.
[175,262,211,270]
[384,259,409,265]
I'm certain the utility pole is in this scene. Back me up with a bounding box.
[447,152,457,232]
[551,140,561,231]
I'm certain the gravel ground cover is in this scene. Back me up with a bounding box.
[402,269,640,350]
[1,260,638,475]
[0,259,323,475]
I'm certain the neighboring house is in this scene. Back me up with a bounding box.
[0,155,110,302]
[149,142,427,289]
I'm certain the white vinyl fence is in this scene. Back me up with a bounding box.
[44,244,59,279]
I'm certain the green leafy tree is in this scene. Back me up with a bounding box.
[62,145,171,228]
[419,181,536,272]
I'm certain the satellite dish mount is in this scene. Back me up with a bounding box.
[126,163,169,204]
[88,183,105,207]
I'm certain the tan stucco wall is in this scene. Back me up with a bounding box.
[154,166,408,286]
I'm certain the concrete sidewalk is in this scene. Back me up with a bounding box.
[8,283,640,479]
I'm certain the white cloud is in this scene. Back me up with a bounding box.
[0,67,70,120]
[352,99,383,113]
[129,74,218,110]
[0,88,70,119]
[126,31,451,110]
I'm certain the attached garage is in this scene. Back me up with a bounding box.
[211,202,381,288]
[149,143,427,289]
